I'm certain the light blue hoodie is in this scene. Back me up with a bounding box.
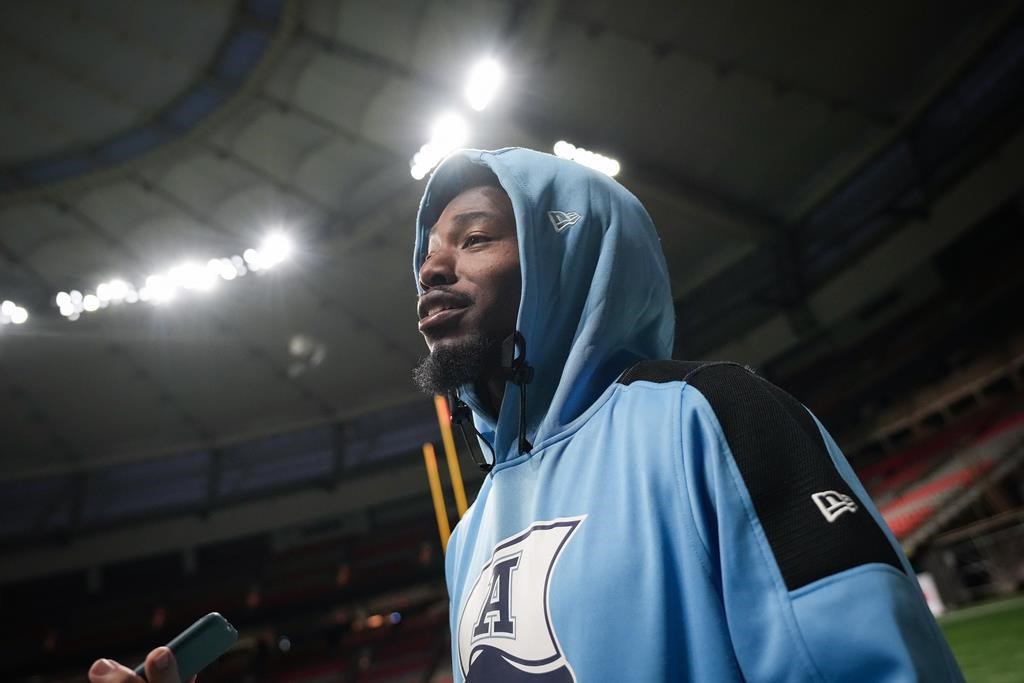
[413,148,963,682]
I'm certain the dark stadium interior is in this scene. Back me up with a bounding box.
[1,1,1022,681]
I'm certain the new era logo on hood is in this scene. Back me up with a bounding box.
[548,211,583,232]
[811,490,858,523]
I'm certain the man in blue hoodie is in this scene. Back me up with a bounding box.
[412,148,964,682]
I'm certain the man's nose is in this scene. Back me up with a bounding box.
[419,249,456,289]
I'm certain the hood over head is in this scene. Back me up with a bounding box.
[413,148,674,467]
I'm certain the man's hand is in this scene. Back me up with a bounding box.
[87,647,196,683]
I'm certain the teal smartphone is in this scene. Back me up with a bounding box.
[133,612,238,681]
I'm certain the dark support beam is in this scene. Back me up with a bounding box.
[197,137,339,217]
[255,91,399,162]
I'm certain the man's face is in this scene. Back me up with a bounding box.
[416,185,521,354]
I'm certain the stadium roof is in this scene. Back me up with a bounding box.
[0,0,1022,485]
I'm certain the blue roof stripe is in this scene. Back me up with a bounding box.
[1,4,283,194]
[21,154,95,185]
[161,84,230,131]
[96,126,171,164]
[215,27,272,84]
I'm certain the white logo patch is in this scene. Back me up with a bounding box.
[812,490,858,523]
[457,516,585,681]
[548,211,583,233]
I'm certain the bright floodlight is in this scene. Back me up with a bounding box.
[431,112,468,151]
[52,238,290,321]
[169,261,216,292]
[465,58,504,111]
[552,140,621,177]
[243,248,263,271]
[410,113,470,179]
[259,232,293,268]
[107,279,129,302]
[144,274,175,303]
[0,300,28,325]
[208,257,238,281]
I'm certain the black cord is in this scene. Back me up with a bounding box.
[449,392,495,472]
[446,331,534,473]
[503,332,534,454]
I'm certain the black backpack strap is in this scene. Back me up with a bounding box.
[619,359,904,591]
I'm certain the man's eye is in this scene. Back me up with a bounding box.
[463,235,488,248]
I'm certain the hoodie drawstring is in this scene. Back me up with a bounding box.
[503,331,534,455]
[449,392,495,473]
[447,331,535,473]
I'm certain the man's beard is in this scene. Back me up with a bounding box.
[413,335,500,395]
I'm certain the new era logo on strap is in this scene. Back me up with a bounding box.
[811,490,858,523]
[548,210,583,232]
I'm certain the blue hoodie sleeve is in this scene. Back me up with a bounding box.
[679,364,963,683]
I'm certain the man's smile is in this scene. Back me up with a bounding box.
[418,290,472,332]
[418,306,467,332]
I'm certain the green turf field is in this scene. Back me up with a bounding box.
[940,595,1024,682]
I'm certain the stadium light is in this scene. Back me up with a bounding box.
[410,112,470,180]
[96,279,132,303]
[108,279,129,301]
[553,140,621,177]
[57,233,294,320]
[0,299,28,325]
[168,261,216,292]
[465,58,504,112]
[432,112,468,150]
[142,274,175,304]
[208,258,237,281]
[259,231,294,267]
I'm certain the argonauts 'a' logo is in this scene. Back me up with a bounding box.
[458,517,585,682]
